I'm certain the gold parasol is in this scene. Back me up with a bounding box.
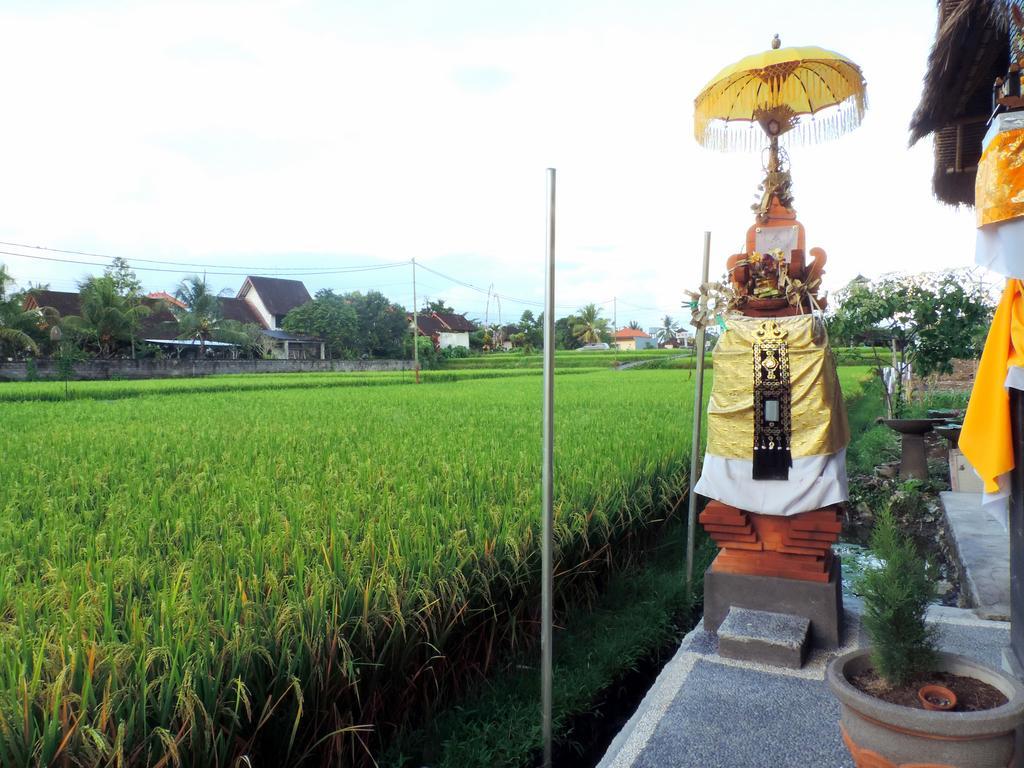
[694,35,867,216]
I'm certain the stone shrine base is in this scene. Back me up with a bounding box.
[704,557,844,651]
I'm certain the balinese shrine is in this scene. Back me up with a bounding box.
[690,37,867,666]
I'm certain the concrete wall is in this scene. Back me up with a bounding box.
[0,358,413,381]
[437,331,470,350]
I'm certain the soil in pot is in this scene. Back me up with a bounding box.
[849,669,1008,711]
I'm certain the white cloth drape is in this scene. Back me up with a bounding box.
[694,448,849,517]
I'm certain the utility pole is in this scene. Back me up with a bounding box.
[412,258,420,383]
[613,296,617,333]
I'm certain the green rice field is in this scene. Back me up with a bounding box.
[0,366,871,766]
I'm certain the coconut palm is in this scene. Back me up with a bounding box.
[657,315,679,344]
[174,276,251,356]
[64,276,150,358]
[628,320,641,330]
[572,303,610,345]
[0,265,39,354]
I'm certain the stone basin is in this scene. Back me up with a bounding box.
[882,419,946,480]
[882,418,946,435]
[934,424,963,445]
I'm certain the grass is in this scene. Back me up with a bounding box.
[0,368,697,766]
[0,365,872,766]
[383,524,716,768]
[444,346,886,371]
[384,365,873,767]
[442,349,684,370]
[0,368,601,403]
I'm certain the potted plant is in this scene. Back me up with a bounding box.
[826,506,1024,767]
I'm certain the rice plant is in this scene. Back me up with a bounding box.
[0,367,870,766]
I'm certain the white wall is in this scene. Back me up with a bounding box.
[240,280,275,328]
[438,331,470,350]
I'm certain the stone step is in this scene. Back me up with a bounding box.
[716,607,810,669]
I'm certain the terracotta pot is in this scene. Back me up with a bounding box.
[918,685,957,712]
[826,650,1024,767]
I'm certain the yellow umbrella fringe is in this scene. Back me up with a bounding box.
[695,91,866,153]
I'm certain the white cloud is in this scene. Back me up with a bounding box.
[0,0,980,328]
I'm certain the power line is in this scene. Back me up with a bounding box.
[415,262,614,312]
[0,249,408,277]
[4,237,655,318]
[0,239,412,273]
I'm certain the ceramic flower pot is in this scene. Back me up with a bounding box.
[826,649,1024,767]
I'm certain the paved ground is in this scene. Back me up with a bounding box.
[597,602,1011,768]
[941,491,1011,621]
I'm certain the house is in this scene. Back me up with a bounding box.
[613,327,656,351]
[232,276,324,360]
[909,0,1012,205]
[411,311,475,350]
[236,276,311,330]
[24,289,182,346]
[646,326,694,349]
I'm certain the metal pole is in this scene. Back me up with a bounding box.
[541,167,556,768]
[1009,388,1024,673]
[412,258,420,384]
[685,231,712,589]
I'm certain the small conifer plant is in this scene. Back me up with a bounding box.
[860,504,938,688]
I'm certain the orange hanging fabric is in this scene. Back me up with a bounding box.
[959,279,1024,493]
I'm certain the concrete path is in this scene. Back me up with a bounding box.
[615,355,688,371]
[597,602,1010,768]
[941,491,1011,621]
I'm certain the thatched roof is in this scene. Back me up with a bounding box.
[909,0,1014,205]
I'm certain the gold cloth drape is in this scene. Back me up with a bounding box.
[707,314,849,460]
[977,128,1024,228]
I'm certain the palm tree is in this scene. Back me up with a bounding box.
[174,276,222,356]
[0,265,39,354]
[572,303,609,345]
[174,276,251,356]
[657,315,678,344]
[628,320,641,330]
[64,276,150,358]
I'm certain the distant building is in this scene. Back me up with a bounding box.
[146,291,187,310]
[411,311,475,349]
[232,276,323,360]
[24,289,181,345]
[613,327,656,351]
[236,276,312,330]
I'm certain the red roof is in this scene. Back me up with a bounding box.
[613,328,651,339]
[147,291,187,310]
[410,311,475,336]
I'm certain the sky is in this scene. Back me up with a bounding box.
[0,0,978,330]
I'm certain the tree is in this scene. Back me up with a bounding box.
[555,314,582,350]
[0,265,41,355]
[829,270,994,416]
[628,320,641,330]
[657,315,679,344]
[172,275,249,356]
[425,298,455,313]
[519,310,543,349]
[345,290,408,358]
[283,290,359,359]
[104,257,143,297]
[64,276,150,358]
[572,303,609,345]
